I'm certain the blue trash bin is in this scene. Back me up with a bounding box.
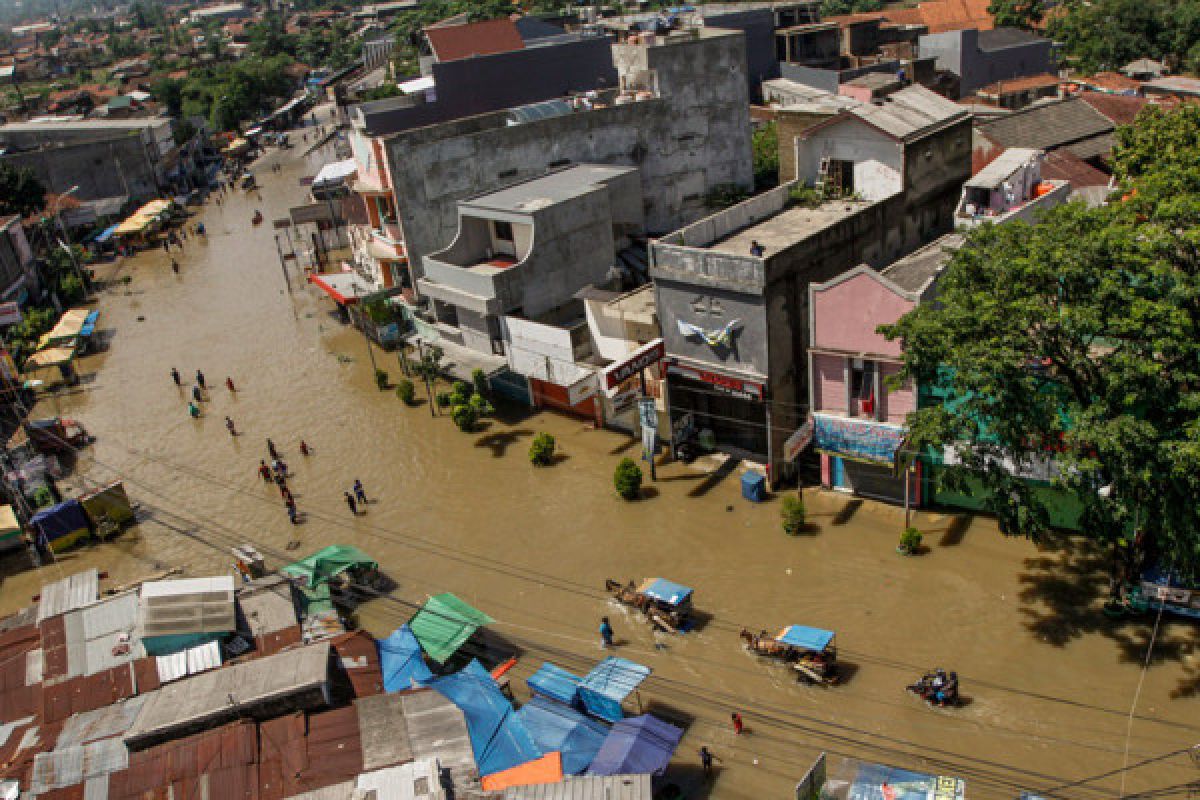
[741,471,767,502]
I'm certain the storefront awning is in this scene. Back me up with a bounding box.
[308,271,378,305]
[25,347,75,369]
[366,238,404,262]
[312,159,357,190]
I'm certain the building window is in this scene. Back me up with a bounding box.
[849,359,877,418]
[493,220,514,243]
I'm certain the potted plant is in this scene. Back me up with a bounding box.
[396,379,416,405]
[614,458,643,500]
[898,527,923,555]
[781,495,807,535]
[451,403,478,432]
[529,432,556,466]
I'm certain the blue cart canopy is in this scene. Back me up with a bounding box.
[92,225,119,244]
[517,695,609,775]
[526,662,582,707]
[639,578,692,606]
[578,657,650,723]
[587,714,683,777]
[378,624,432,692]
[432,659,542,777]
[776,625,835,652]
[79,311,100,337]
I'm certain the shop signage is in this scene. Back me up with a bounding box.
[812,413,905,464]
[783,417,814,462]
[604,338,665,389]
[0,302,21,326]
[567,373,598,407]
[666,362,764,401]
[639,397,658,461]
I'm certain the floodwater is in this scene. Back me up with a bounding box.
[2,113,1198,800]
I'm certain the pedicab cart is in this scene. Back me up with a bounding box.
[606,577,694,633]
[743,624,839,685]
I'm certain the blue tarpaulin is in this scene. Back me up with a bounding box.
[432,659,542,776]
[848,762,965,799]
[526,662,582,707]
[586,714,683,777]
[577,657,650,723]
[741,471,766,502]
[640,578,692,606]
[516,696,609,775]
[93,225,119,244]
[30,499,90,544]
[776,625,835,652]
[378,624,433,692]
[79,311,100,338]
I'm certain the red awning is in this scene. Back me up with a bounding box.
[307,271,376,305]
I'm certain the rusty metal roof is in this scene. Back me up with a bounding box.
[330,631,383,700]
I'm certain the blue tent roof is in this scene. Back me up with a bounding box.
[30,499,89,543]
[586,714,683,777]
[577,657,651,723]
[526,662,582,707]
[641,578,692,606]
[516,696,609,775]
[79,310,99,338]
[776,625,835,652]
[378,624,433,692]
[432,659,542,776]
[93,224,119,243]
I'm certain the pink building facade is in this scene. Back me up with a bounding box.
[808,262,930,504]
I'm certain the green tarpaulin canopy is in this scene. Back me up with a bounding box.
[281,545,378,612]
[410,592,493,664]
[282,544,378,586]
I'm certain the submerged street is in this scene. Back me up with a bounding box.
[2,127,1198,800]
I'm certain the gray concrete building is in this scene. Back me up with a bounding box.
[918,27,1055,99]
[418,164,643,356]
[382,27,753,294]
[0,215,37,304]
[0,117,178,204]
[651,85,970,480]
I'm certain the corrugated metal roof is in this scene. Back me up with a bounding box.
[30,737,128,795]
[846,86,966,141]
[236,576,300,637]
[400,689,478,791]
[357,758,445,800]
[56,697,146,749]
[140,577,236,639]
[155,640,222,684]
[71,592,144,678]
[355,693,414,771]
[125,641,330,749]
[37,571,100,624]
[966,147,1040,189]
[502,774,651,799]
[331,631,383,699]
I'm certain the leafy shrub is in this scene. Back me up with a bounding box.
[31,486,53,508]
[449,380,472,406]
[899,527,923,554]
[451,404,478,432]
[396,379,416,405]
[529,433,556,466]
[788,184,824,208]
[614,458,643,500]
[374,368,389,390]
[472,368,488,397]
[436,391,452,408]
[781,495,807,535]
[468,393,493,416]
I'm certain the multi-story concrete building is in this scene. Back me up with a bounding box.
[650,85,970,481]
[0,216,37,305]
[383,27,753,294]
[918,27,1055,99]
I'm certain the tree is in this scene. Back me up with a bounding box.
[881,104,1200,574]
[752,121,779,191]
[0,164,46,217]
[1048,0,1200,74]
[987,0,1044,29]
[614,458,643,500]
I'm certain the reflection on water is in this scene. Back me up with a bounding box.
[1,123,1196,800]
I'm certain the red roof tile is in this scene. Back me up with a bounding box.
[1078,92,1148,126]
[423,17,524,62]
[1042,148,1111,187]
[831,0,992,33]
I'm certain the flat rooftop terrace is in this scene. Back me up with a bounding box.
[707,199,872,257]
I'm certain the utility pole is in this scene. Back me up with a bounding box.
[351,284,378,375]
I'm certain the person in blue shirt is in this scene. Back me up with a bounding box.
[600,617,614,647]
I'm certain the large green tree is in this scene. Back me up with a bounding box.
[0,163,46,218]
[1049,0,1200,73]
[987,0,1044,29]
[881,104,1200,573]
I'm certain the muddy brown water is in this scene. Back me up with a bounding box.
[2,121,1197,799]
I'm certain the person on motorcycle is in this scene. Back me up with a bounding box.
[937,672,959,706]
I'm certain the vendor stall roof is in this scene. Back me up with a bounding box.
[410,593,493,664]
[776,625,834,652]
[378,624,433,692]
[577,658,650,722]
[637,578,692,606]
[25,346,75,368]
[312,158,357,189]
[525,662,582,707]
[586,714,682,778]
[0,504,19,539]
